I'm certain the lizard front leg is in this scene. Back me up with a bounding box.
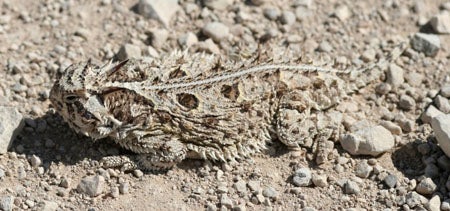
[101,135,187,172]
[276,90,341,164]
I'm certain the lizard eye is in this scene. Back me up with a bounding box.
[65,95,79,103]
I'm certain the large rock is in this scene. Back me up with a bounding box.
[410,33,440,57]
[431,114,450,157]
[340,125,394,156]
[137,0,179,28]
[0,107,24,154]
[77,175,105,197]
[430,12,450,34]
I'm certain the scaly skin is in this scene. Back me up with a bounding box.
[49,44,405,171]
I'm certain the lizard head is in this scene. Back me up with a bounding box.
[50,59,128,139]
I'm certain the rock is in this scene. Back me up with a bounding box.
[119,181,129,194]
[334,5,351,21]
[249,0,267,6]
[317,41,332,52]
[355,160,373,178]
[202,22,229,42]
[29,154,42,167]
[0,196,14,211]
[0,107,24,154]
[137,0,179,27]
[311,173,328,187]
[292,167,312,187]
[406,191,428,208]
[133,169,144,178]
[415,178,437,195]
[60,177,70,188]
[340,125,394,156]
[0,168,4,179]
[425,195,441,211]
[441,85,450,98]
[262,186,278,198]
[399,94,416,110]
[386,63,404,87]
[197,39,220,54]
[294,0,313,8]
[38,200,58,211]
[430,12,450,34]
[380,121,402,135]
[203,0,233,11]
[279,11,296,25]
[442,199,450,211]
[247,180,261,193]
[110,186,120,198]
[410,33,440,57]
[344,180,360,194]
[375,83,392,95]
[398,119,415,133]
[421,105,444,124]
[116,44,141,60]
[431,114,450,157]
[74,28,91,40]
[435,95,450,113]
[149,29,169,48]
[383,174,398,188]
[220,194,233,208]
[361,49,376,62]
[77,175,105,197]
[178,32,198,47]
[233,180,247,194]
[263,7,280,21]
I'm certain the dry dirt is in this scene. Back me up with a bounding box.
[1,0,450,210]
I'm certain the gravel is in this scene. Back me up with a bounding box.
[0,0,449,210]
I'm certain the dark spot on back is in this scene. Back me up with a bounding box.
[220,83,240,101]
[176,93,199,110]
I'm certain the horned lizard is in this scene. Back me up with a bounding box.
[49,44,405,171]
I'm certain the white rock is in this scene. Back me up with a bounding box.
[386,63,404,87]
[116,44,141,60]
[441,85,450,98]
[202,22,230,42]
[178,32,198,47]
[431,114,450,157]
[435,95,450,113]
[421,105,444,124]
[77,175,105,197]
[415,177,437,195]
[137,0,179,28]
[203,0,233,11]
[425,195,441,211]
[430,12,450,34]
[0,107,24,154]
[149,29,169,48]
[340,125,394,156]
[334,5,351,21]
